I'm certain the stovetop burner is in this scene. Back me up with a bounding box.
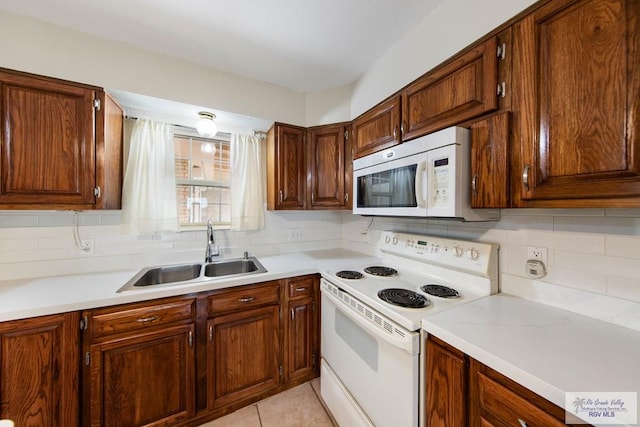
[377,288,430,308]
[335,270,364,280]
[420,284,460,299]
[364,266,398,277]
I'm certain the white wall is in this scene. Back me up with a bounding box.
[305,84,353,126]
[0,11,306,126]
[350,0,538,116]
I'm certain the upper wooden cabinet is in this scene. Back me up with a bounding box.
[470,112,511,208]
[0,312,80,427]
[267,123,306,210]
[402,37,500,141]
[307,123,350,209]
[511,0,640,207]
[352,94,401,158]
[0,68,123,210]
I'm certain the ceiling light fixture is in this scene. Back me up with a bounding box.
[196,111,217,138]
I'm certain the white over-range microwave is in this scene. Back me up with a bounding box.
[353,126,499,221]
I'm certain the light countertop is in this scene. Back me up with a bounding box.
[421,294,640,426]
[0,249,379,322]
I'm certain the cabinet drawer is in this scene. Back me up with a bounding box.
[208,282,280,314]
[287,276,314,299]
[477,372,565,427]
[90,298,196,338]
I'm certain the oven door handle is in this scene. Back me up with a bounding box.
[322,289,418,355]
[414,161,427,208]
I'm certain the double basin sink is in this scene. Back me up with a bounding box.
[117,256,267,292]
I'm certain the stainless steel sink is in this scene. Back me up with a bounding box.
[117,256,267,292]
[204,257,267,277]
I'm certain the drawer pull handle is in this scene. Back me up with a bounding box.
[471,175,478,193]
[188,330,193,348]
[137,315,159,323]
[523,164,531,191]
[239,296,255,303]
[517,419,527,427]
[209,326,214,342]
[295,287,307,292]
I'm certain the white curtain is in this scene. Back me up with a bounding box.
[230,134,265,231]
[121,119,179,234]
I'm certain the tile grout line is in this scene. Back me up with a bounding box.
[255,403,264,427]
[309,381,339,427]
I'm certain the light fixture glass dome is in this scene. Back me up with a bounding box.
[196,111,217,138]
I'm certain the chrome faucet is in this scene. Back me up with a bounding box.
[205,220,220,262]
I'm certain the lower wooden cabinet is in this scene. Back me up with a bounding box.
[0,312,80,426]
[426,335,583,427]
[425,336,467,427]
[207,303,280,409]
[82,296,197,427]
[284,275,319,383]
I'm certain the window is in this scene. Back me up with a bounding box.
[174,132,230,227]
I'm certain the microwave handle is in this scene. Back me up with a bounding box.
[415,161,428,208]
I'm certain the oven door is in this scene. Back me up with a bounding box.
[353,150,428,217]
[320,280,420,427]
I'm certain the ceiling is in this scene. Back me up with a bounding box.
[0,0,444,130]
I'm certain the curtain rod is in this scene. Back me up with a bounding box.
[125,115,264,137]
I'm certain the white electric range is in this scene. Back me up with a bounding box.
[320,230,498,427]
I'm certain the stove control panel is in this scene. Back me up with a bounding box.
[380,231,498,277]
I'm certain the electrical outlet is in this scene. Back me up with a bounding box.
[81,239,95,255]
[527,246,547,265]
[288,229,302,241]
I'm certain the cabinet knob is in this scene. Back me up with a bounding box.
[523,164,531,191]
[279,190,283,203]
[471,175,478,193]
[345,193,349,202]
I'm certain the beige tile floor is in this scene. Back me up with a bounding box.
[198,378,335,427]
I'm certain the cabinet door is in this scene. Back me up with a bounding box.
[0,312,80,427]
[0,70,97,207]
[307,124,346,209]
[425,336,467,427]
[285,298,316,383]
[402,37,498,141]
[207,305,280,409]
[512,0,640,206]
[88,324,195,427]
[267,124,306,209]
[352,94,401,159]
[470,112,510,208]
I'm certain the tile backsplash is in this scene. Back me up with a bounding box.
[1,208,640,330]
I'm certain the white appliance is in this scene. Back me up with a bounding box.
[353,126,499,221]
[320,231,498,427]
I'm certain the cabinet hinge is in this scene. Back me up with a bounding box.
[496,82,506,98]
[497,42,506,60]
[312,300,316,311]
[79,315,88,331]
[312,352,317,367]
[85,351,91,366]
[93,99,101,111]
[279,365,283,377]
[344,130,348,140]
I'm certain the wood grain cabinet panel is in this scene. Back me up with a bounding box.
[307,123,349,209]
[352,94,401,159]
[512,0,640,206]
[402,37,499,141]
[0,68,123,209]
[425,336,467,427]
[207,304,280,410]
[284,275,318,383]
[266,123,306,210]
[470,112,511,208]
[0,312,80,427]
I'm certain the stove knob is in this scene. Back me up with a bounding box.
[454,245,464,257]
[385,235,390,244]
[392,236,399,245]
[467,248,480,260]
